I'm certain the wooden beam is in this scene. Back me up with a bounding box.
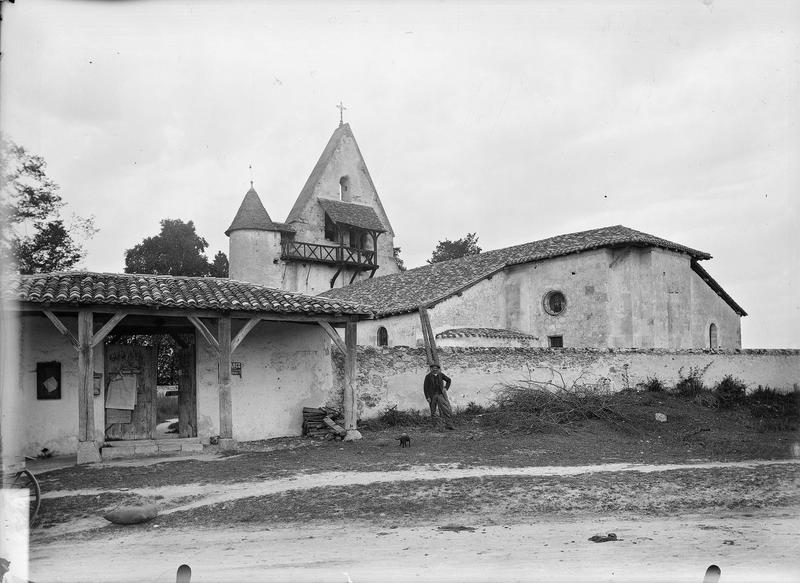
[42,309,78,350]
[418,306,439,367]
[91,312,127,347]
[342,318,359,438]
[317,321,346,355]
[188,316,219,352]
[18,303,364,324]
[217,315,233,439]
[231,317,260,354]
[77,310,94,442]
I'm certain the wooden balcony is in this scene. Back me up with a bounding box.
[281,240,377,270]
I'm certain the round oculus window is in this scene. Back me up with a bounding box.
[543,291,566,315]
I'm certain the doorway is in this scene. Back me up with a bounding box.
[104,333,197,441]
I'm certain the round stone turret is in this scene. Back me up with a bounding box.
[226,186,285,288]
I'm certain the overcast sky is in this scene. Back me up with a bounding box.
[1,0,797,348]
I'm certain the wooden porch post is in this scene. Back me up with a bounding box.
[77,310,101,463]
[217,314,234,446]
[342,317,362,441]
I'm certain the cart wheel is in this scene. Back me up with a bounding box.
[12,469,41,525]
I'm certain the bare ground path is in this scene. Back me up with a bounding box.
[36,459,798,538]
[29,511,800,583]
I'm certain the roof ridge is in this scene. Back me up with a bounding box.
[285,124,352,224]
[321,224,722,316]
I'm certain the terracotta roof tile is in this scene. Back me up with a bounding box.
[318,198,386,232]
[10,272,373,316]
[436,328,538,340]
[321,225,730,316]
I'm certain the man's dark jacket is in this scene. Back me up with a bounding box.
[423,371,452,400]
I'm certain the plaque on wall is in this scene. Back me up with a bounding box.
[36,361,61,400]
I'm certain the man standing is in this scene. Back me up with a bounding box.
[424,364,452,419]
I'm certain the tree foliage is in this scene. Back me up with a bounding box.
[427,232,482,264]
[209,251,229,278]
[124,218,228,277]
[1,136,97,273]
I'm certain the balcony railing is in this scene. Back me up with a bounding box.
[281,240,377,269]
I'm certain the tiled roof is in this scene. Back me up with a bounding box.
[10,272,373,316]
[318,198,386,232]
[225,187,279,236]
[271,222,296,233]
[436,328,538,340]
[483,225,711,266]
[322,225,727,316]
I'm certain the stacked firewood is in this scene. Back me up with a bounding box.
[302,407,346,440]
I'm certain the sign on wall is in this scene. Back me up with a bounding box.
[231,362,242,378]
[36,361,61,400]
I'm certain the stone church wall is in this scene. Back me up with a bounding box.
[333,346,799,419]
[356,247,743,350]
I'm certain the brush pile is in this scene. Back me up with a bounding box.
[302,407,347,440]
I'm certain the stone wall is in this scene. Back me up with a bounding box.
[336,346,800,419]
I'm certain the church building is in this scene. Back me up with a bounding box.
[226,122,746,351]
[227,122,399,296]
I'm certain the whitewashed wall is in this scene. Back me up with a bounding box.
[16,315,104,457]
[196,320,335,442]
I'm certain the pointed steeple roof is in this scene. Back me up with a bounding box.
[225,186,277,236]
[286,123,354,224]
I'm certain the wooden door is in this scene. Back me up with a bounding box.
[104,344,157,440]
[176,344,197,437]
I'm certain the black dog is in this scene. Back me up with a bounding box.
[397,433,411,448]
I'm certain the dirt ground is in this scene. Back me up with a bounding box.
[17,394,800,582]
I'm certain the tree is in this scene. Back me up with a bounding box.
[124,219,227,277]
[209,251,229,278]
[0,136,97,273]
[393,246,407,272]
[427,233,482,264]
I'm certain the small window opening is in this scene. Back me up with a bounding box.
[543,290,566,316]
[377,327,388,347]
[548,335,563,348]
[709,323,718,349]
[339,176,350,200]
[324,214,336,242]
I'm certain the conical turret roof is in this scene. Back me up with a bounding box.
[225,186,277,236]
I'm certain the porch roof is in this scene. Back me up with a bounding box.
[9,272,374,317]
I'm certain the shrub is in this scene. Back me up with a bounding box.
[714,375,748,408]
[673,363,712,397]
[372,405,427,428]
[460,401,488,415]
[488,375,627,432]
[638,376,666,393]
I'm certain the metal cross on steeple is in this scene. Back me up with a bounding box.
[336,101,347,126]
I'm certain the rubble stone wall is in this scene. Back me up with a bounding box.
[331,347,800,419]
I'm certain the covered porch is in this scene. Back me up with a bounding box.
[9,272,372,464]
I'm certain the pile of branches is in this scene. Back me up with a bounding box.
[486,367,633,433]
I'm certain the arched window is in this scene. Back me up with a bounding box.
[339,176,350,200]
[377,327,388,347]
[709,323,718,349]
